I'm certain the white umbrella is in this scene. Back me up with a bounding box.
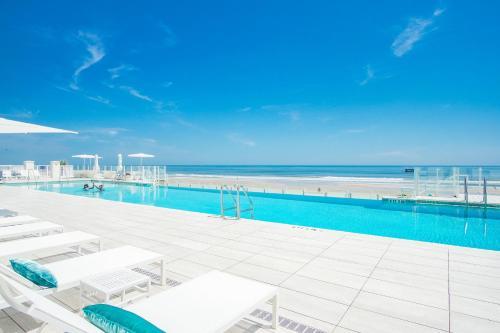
[127,153,155,166]
[0,117,77,134]
[93,154,101,175]
[128,153,154,180]
[72,154,93,170]
[72,154,100,170]
[72,154,95,159]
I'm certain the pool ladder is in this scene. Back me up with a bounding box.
[220,185,254,219]
[463,177,488,206]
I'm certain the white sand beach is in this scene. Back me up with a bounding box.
[166,174,413,199]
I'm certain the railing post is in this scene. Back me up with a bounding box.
[220,187,224,218]
[236,186,241,219]
[483,178,487,205]
[464,177,469,204]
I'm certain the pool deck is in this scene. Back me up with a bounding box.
[1,186,500,333]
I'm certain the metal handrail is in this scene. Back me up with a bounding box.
[237,185,254,219]
[220,184,254,219]
[220,185,238,218]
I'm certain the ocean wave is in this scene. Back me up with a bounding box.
[168,173,409,183]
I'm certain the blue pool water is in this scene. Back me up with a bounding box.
[19,181,500,250]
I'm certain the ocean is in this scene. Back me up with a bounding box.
[164,165,500,180]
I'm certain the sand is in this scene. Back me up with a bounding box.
[164,174,414,199]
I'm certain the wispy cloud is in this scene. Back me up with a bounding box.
[154,101,178,114]
[359,65,374,86]
[261,104,304,124]
[70,31,105,90]
[159,23,177,47]
[391,8,445,57]
[279,110,301,122]
[86,95,111,105]
[227,133,256,147]
[236,106,252,113]
[82,127,128,137]
[120,86,153,102]
[154,102,205,132]
[108,64,137,80]
[174,116,198,130]
[1,108,40,119]
[433,8,446,17]
[344,128,366,134]
[162,81,173,88]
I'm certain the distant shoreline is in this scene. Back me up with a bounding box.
[168,173,410,184]
[162,165,500,181]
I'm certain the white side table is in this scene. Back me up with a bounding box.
[80,269,151,309]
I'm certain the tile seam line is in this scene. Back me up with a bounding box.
[299,262,451,289]
[450,294,500,307]
[271,306,340,327]
[335,239,393,327]
[380,257,450,270]
[347,305,449,332]
[220,219,324,271]
[333,324,361,333]
[449,268,500,279]
[278,234,347,287]
[450,310,500,324]
[358,290,449,311]
[376,265,448,281]
[448,249,451,333]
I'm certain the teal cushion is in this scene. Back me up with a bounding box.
[9,259,57,288]
[83,304,165,333]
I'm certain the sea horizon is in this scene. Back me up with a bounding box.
[161,164,500,180]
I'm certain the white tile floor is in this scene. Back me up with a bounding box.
[1,185,500,332]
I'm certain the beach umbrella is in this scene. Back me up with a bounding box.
[127,153,154,166]
[72,154,94,170]
[72,154,95,159]
[73,154,100,170]
[117,154,123,172]
[0,117,77,134]
[93,154,101,175]
[128,153,154,180]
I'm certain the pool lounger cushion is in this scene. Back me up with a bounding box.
[9,259,57,288]
[83,304,165,333]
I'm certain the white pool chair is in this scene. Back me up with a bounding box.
[0,246,165,292]
[0,231,102,259]
[0,274,102,333]
[0,270,279,333]
[0,222,63,241]
[0,215,39,227]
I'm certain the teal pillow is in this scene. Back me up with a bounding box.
[83,304,165,333]
[9,259,57,288]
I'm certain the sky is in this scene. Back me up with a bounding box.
[0,0,499,166]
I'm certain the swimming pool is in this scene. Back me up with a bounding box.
[17,181,500,250]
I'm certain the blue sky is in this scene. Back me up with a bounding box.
[1,1,499,165]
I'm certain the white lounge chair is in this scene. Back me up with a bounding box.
[0,215,39,227]
[0,221,63,241]
[0,270,279,333]
[0,245,165,291]
[0,231,102,259]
